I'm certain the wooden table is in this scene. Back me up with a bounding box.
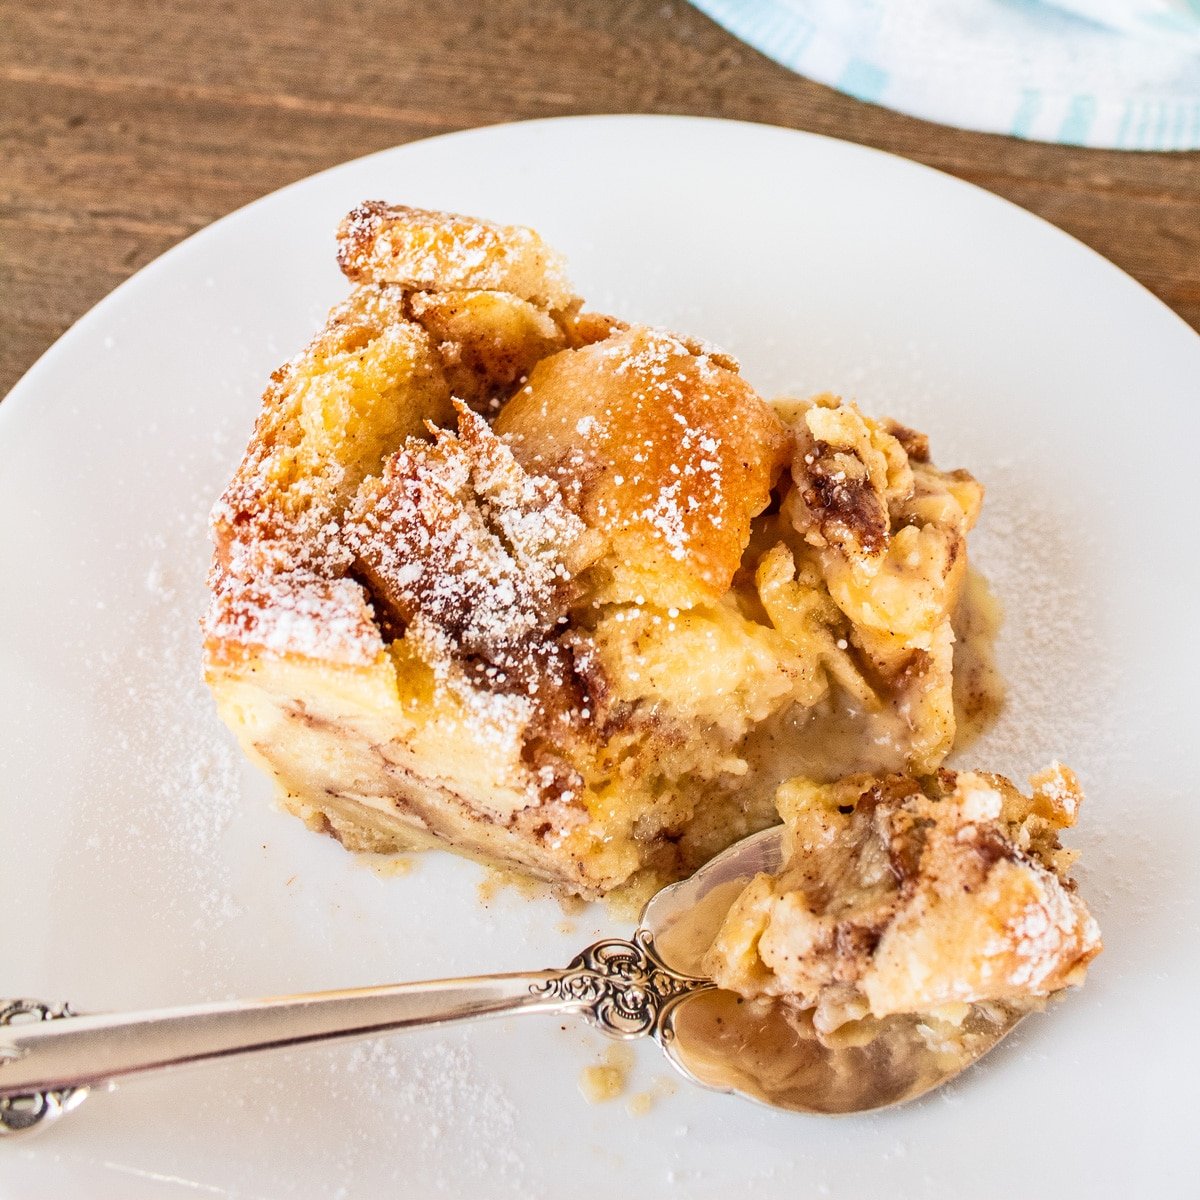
[4,0,1198,398]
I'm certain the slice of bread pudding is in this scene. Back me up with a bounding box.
[204,203,985,899]
[704,765,1101,1037]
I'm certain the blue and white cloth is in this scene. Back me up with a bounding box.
[691,0,1200,149]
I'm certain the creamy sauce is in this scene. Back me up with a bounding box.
[738,694,911,799]
[578,1042,635,1103]
[624,1076,677,1117]
[655,879,748,975]
[737,568,1005,804]
[666,992,1013,1114]
[952,569,1006,749]
[654,867,1021,1114]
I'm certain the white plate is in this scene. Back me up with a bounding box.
[2,116,1197,1200]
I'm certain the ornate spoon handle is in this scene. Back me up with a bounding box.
[0,933,707,1136]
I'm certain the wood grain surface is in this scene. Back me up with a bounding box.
[3,0,1198,398]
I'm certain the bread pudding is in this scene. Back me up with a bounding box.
[704,765,1101,1037]
[204,202,987,899]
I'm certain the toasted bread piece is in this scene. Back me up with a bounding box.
[212,285,453,584]
[346,404,593,656]
[337,201,575,310]
[496,325,792,607]
[406,290,568,413]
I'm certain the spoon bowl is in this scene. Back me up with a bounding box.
[639,826,1029,1115]
[642,825,787,971]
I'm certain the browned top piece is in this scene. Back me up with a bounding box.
[496,325,792,606]
[337,201,576,311]
[207,201,593,669]
[345,404,588,656]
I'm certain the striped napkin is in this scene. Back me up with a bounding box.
[691,0,1200,149]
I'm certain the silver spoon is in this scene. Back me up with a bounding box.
[0,826,1026,1136]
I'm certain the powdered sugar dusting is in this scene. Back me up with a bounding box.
[343,405,591,751]
[552,326,756,579]
[185,1034,539,1197]
[61,414,249,991]
[204,572,383,666]
[607,332,735,563]
[405,615,539,753]
[346,405,585,664]
[953,459,1122,784]
[644,479,689,560]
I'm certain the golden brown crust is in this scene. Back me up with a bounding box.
[560,309,629,348]
[495,325,792,607]
[337,201,576,311]
[211,285,452,582]
[404,289,568,413]
[206,284,454,666]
